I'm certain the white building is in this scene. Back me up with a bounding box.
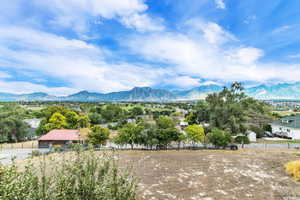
[270,116,300,140]
[246,131,257,142]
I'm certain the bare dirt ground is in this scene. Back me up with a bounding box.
[116,149,300,200]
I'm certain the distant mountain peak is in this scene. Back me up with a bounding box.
[1,82,300,101]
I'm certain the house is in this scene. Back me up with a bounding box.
[179,121,189,129]
[246,131,257,142]
[38,129,85,148]
[270,116,300,140]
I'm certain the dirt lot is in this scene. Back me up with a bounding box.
[13,149,300,200]
[116,149,300,200]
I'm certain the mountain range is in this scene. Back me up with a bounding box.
[2,82,300,102]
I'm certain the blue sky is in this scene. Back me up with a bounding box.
[0,0,300,95]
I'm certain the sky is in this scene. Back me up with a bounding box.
[0,0,300,95]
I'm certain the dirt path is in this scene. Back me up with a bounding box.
[117,149,300,200]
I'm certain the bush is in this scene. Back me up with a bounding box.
[207,128,232,148]
[234,136,250,144]
[285,160,300,181]
[0,151,137,199]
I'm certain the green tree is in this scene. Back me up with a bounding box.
[0,116,29,142]
[129,107,144,116]
[88,126,110,146]
[77,115,90,128]
[184,125,205,145]
[44,112,68,133]
[207,128,232,148]
[204,82,271,135]
[234,135,250,147]
[115,123,144,149]
[156,116,175,129]
[89,113,104,125]
[101,104,127,122]
[65,111,79,129]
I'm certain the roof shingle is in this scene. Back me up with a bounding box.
[38,129,80,141]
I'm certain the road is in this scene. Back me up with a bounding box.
[0,148,49,165]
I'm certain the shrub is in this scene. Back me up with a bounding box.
[234,136,250,144]
[0,151,137,199]
[207,128,232,148]
[285,160,300,181]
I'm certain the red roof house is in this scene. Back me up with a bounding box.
[38,129,82,148]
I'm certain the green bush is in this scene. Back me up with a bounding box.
[207,128,232,148]
[234,135,250,144]
[0,151,137,200]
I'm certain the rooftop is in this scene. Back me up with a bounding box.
[38,129,80,141]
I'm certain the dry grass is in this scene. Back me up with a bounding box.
[0,140,38,149]
[285,160,300,181]
[15,149,300,200]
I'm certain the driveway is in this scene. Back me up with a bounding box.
[0,148,49,165]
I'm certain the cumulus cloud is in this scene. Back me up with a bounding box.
[163,76,201,88]
[0,26,167,94]
[32,0,163,33]
[126,20,300,83]
[0,80,77,96]
[214,0,226,9]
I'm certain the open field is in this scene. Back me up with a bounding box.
[14,149,300,200]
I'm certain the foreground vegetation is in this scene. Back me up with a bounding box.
[0,149,136,200]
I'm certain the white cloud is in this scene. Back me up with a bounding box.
[0,80,77,96]
[272,25,291,34]
[0,26,168,94]
[32,0,163,33]
[0,72,11,79]
[164,76,201,88]
[185,19,237,45]
[288,54,300,58]
[126,21,300,84]
[226,47,264,65]
[121,13,164,32]
[214,0,226,9]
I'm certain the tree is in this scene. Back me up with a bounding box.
[44,113,68,133]
[77,115,90,128]
[234,135,250,148]
[0,116,29,142]
[187,101,209,124]
[129,107,144,116]
[65,111,79,129]
[100,104,127,122]
[87,126,110,146]
[204,82,271,135]
[155,116,182,148]
[89,113,104,125]
[184,125,205,145]
[115,123,144,149]
[156,127,182,149]
[156,116,175,129]
[206,128,232,148]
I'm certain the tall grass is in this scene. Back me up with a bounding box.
[0,149,137,200]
